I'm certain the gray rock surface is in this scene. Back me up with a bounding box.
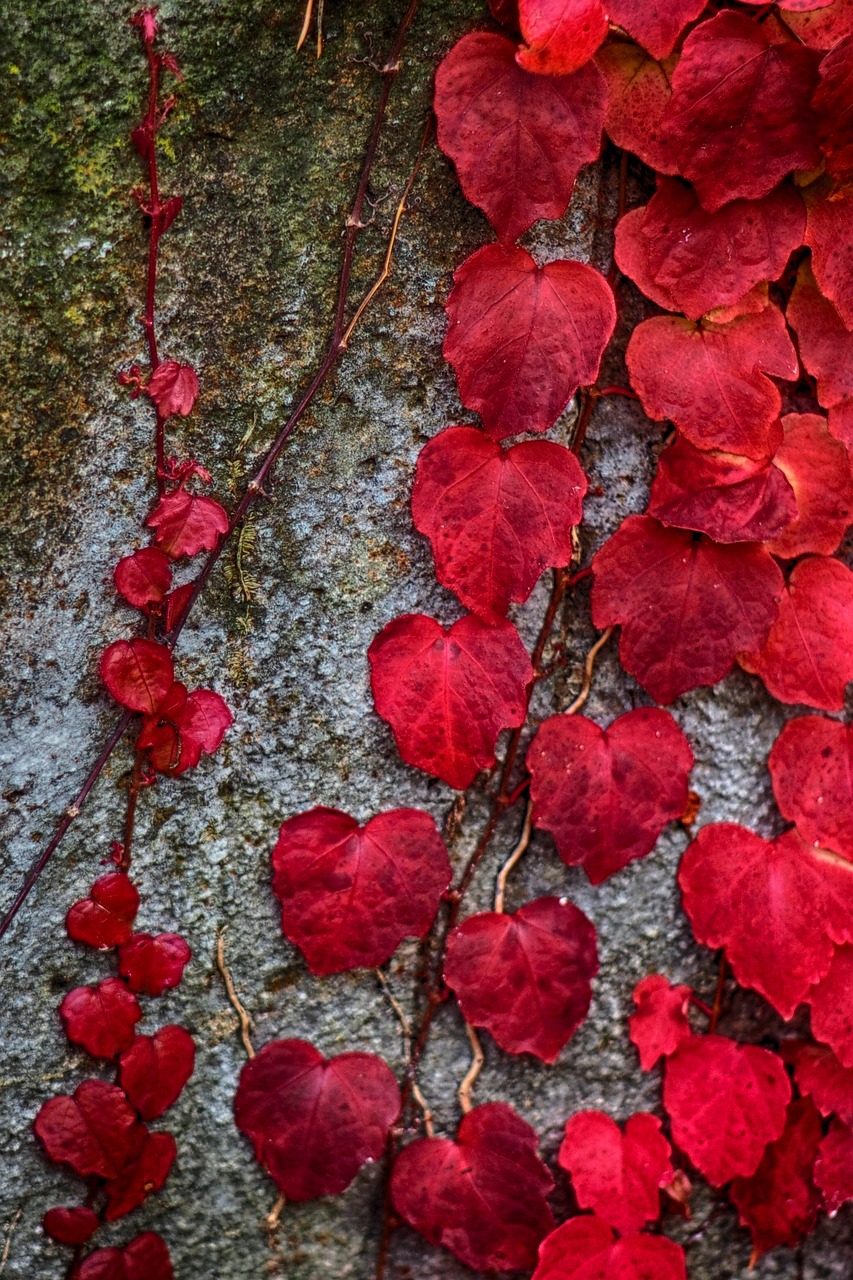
[1,2,851,1277]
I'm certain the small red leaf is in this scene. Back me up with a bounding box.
[100,639,174,714]
[528,708,693,884]
[103,1131,177,1221]
[118,1026,196,1120]
[783,1039,853,1127]
[663,1035,791,1186]
[157,195,183,235]
[78,1233,174,1280]
[805,182,853,330]
[66,873,140,950]
[42,1206,100,1247]
[147,361,198,417]
[787,260,853,409]
[629,975,693,1071]
[515,0,608,75]
[412,427,586,622]
[444,897,598,1062]
[770,716,853,862]
[783,0,853,48]
[34,1080,146,1179]
[147,489,229,558]
[607,0,706,59]
[391,1101,555,1272]
[815,1118,853,1214]
[444,244,616,440]
[60,978,142,1059]
[809,944,853,1067]
[368,613,533,790]
[163,582,194,632]
[234,1039,400,1201]
[591,516,783,704]
[271,807,451,974]
[118,932,191,996]
[596,44,679,175]
[532,1216,687,1280]
[814,35,853,184]
[114,547,172,609]
[558,1111,673,1234]
[765,411,853,558]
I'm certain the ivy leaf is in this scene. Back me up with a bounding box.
[118,1026,196,1120]
[739,556,853,710]
[679,823,853,1019]
[557,1111,673,1234]
[444,244,616,440]
[596,44,679,175]
[114,547,173,609]
[814,35,853,184]
[78,1233,174,1280]
[163,582,194,633]
[629,975,693,1071]
[515,0,609,76]
[808,944,853,1067]
[591,516,783,704]
[118,932,191,996]
[663,1035,791,1186]
[34,1080,146,1179]
[532,1216,687,1280]
[434,33,607,245]
[271,807,451,974]
[762,412,853,558]
[412,427,586,622]
[443,897,598,1063]
[663,11,820,211]
[770,716,853,863]
[102,1131,177,1221]
[804,182,853,329]
[66,873,140,950]
[100,639,175,715]
[815,1119,853,1214]
[147,361,199,418]
[60,978,142,1059]
[42,1207,101,1247]
[783,0,853,48]
[783,1039,853,1127]
[626,305,798,458]
[234,1039,400,1201]
[606,0,706,59]
[368,613,533,790]
[787,261,853,409]
[390,1101,555,1272]
[729,1099,823,1263]
[138,684,232,776]
[146,488,229,558]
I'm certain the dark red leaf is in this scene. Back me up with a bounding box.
[391,1101,555,1272]
[78,1233,174,1280]
[591,516,783,704]
[663,1035,791,1185]
[730,1098,822,1262]
[103,1131,177,1221]
[815,1118,853,1213]
[596,44,679,175]
[528,708,693,883]
[770,715,853,862]
[42,1206,100,1247]
[663,12,820,211]
[34,1080,146,1179]
[434,33,607,245]
[515,0,608,75]
[118,1026,196,1120]
[607,0,705,59]
[412,427,586,622]
[60,978,142,1059]
[147,488,229,558]
[100,639,174,714]
[805,182,853,330]
[118,932,191,996]
[765,411,853,557]
[532,1216,686,1280]
[163,582,194,632]
[783,1039,853,1126]
[147,361,198,418]
[444,897,598,1062]
[368,612,533,790]
[271,807,451,974]
[114,547,172,609]
[629,975,693,1071]
[558,1111,673,1234]
[814,35,853,184]
[808,944,853,1067]
[234,1039,400,1201]
[66,873,140,950]
[784,0,853,49]
[787,260,853,409]
[156,195,183,235]
[444,243,615,440]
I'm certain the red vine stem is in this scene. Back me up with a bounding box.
[139,25,168,492]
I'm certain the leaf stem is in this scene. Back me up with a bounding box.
[216,930,256,1060]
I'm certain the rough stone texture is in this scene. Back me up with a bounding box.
[1,2,851,1278]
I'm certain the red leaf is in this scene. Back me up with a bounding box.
[787,261,853,409]
[648,435,797,544]
[271,807,451,974]
[434,33,607,245]
[515,0,608,75]
[765,411,853,557]
[615,179,805,322]
[66,873,140,950]
[443,897,598,1062]
[591,516,783,704]
[740,556,853,710]
[42,1206,100,1247]
[527,708,692,884]
[679,823,853,1019]
[784,0,853,49]
[815,1118,853,1214]
[147,361,198,417]
[809,944,853,1067]
[412,427,586,622]
[60,978,142,1059]
[390,1101,555,1272]
[157,195,183,236]
[100,639,174,714]
[663,12,820,211]
[770,715,853,862]
[805,182,853,330]
[629,974,693,1071]
[368,613,533,790]
[814,35,853,184]
[103,1131,177,1221]
[234,1039,400,1201]
[114,547,172,609]
[626,305,798,458]
[118,1026,196,1120]
[78,1233,174,1280]
[163,582,194,632]
[532,1216,686,1280]
[729,1098,823,1262]
[607,0,705,59]
[34,1080,146,1179]
[118,932,191,996]
[783,1039,853,1126]
[146,489,229,558]
[179,688,232,754]
[596,44,679,175]
[663,1035,791,1185]
[444,244,616,440]
[558,1111,673,1234]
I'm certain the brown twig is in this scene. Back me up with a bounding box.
[376,968,434,1136]
[564,627,614,717]
[216,930,256,1059]
[709,953,728,1035]
[0,1209,21,1277]
[494,802,533,914]
[457,1023,484,1114]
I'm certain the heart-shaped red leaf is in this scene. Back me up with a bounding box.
[147,361,198,417]
[808,944,853,1067]
[596,44,679,175]
[783,1040,853,1127]
[770,716,853,862]
[118,932,191,996]
[516,0,608,75]
[114,547,173,609]
[815,1119,853,1214]
[558,1111,673,1234]
[814,35,853,184]
[100,639,174,714]
[34,1080,146,1179]
[147,489,229,558]
[66,873,140,950]
[42,1206,100,1247]
[78,1233,173,1280]
[607,0,706,59]
[533,1216,687,1280]
[730,1098,822,1262]
[118,1026,196,1120]
[60,978,142,1059]
[103,1131,177,1221]
[787,260,853,409]
[629,975,693,1071]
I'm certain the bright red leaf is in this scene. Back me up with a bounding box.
[118,1026,196,1120]
[814,35,853,184]
[805,182,853,330]
[787,261,853,409]
[34,1080,146,1179]
[770,716,853,862]
[783,0,853,47]
[443,897,598,1062]
[558,1111,673,1234]
[596,44,679,175]
[147,360,198,417]
[809,944,853,1067]
[368,612,533,790]
[138,684,233,776]
[100,639,174,715]
[591,516,783,704]
[412,427,586,622]
[391,1101,555,1272]
[764,412,853,557]
[103,1131,177,1221]
[444,244,616,440]
[527,708,693,883]
[42,1206,100,1246]
[434,33,607,245]
[146,488,229,558]
[663,1035,791,1185]
[66,873,140,950]
[78,1233,174,1280]
[271,807,451,974]
[234,1039,400,1201]
[114,547,172,609]
[815,1119,853,1214]
[532,1216,686,1280]
[163,581,193,632]
[607,0,705,59]
[60,978,142,1059]
[515,0,608,76]
[783,1040,853,1126]
[629,974,693,1071]
[118,932,191,996]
